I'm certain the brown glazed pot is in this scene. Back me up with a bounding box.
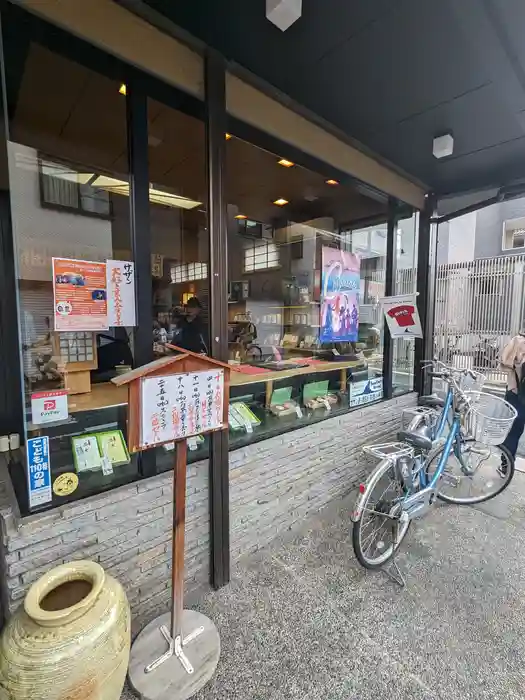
[0,560,130,700]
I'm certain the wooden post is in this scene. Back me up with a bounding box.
[118,353,232,695]
[171,439,187,640]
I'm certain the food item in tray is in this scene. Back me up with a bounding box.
[269,400,299,418]
[304,394,339,410]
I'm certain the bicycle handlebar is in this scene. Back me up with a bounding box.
[420,360,484,413]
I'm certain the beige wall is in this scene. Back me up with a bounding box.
[15,0,204,98]
[15,0,426,210]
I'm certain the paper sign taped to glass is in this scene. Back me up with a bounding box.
[52,257,108,331]
[141,370,224,447]
[106,260,136,327]
[381,294,423,339]
[350,377,384,407]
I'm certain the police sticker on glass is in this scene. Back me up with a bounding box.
[53,472,79,497]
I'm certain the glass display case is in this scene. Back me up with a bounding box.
[228,359,383,449]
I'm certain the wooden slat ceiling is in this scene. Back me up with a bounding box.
[11,43,386,226]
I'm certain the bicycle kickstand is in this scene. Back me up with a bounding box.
[381,522,406,588]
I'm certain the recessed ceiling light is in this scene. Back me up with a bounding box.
[278,159,294,168]
[326,179,339,185]
[119,84,127,96]
[273,198,289,206]
[225,133,232,140]
[235,214,247,220]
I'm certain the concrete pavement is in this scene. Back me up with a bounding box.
[122,466,525,700]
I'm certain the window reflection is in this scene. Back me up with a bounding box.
[225,134,390,447]
[6,42,138,511]
[146,98,209,469]
[393,213,419,395]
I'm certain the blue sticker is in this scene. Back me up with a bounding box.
[27,436,52,508]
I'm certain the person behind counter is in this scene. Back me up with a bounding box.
[175,297,208,354]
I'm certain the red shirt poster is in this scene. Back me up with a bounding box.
[381,294,423,338]
[53,258,109,331]
[387,304,416,328]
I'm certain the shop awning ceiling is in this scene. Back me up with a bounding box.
[135,0,525,198]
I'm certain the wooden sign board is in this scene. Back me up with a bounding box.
[141,370,224,449]
[112,346,232,453]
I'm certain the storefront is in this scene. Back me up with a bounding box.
[0,0,428,621]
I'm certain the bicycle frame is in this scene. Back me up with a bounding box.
[418,412,461,490]
[434,386,453,440]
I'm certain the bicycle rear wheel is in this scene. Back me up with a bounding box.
[352,460,411,569]
[425,439,514,505]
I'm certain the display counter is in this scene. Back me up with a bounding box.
[18,355,382,514]
[228,358,383,449]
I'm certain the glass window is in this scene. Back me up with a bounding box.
[5,42,138,513]
[147,98,209,471]
[393,213,419,395]
[225,135,390,448]
[344,222,387,386]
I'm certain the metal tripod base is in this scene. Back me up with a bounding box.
[144,623,205,674]
[128,610,220,700]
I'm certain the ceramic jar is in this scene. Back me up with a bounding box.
[0,560,130,700]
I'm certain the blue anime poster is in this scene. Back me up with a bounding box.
[320,247,361,343]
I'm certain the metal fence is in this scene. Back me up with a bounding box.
[434,254,525,388]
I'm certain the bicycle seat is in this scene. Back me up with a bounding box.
[397,430,433,452]
[418,395,445,409]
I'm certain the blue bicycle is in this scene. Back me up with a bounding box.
[351,363,517,570]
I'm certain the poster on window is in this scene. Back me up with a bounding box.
[381,294,423,338]
[27,436,52,508]
[140,370,224,448]
[107,260,136,327]
[350,377,384,407]
[320,247,361,343]
[52,258,108,331]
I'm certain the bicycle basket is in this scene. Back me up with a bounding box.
[463,392,517,446]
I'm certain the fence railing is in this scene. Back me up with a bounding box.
[434,254,525,387]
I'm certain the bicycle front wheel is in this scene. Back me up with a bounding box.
[425,439,514,505]
[352,459,411,569]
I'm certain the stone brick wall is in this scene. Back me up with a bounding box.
[229,393,416,560]
[0,393,415,626]
[0,462,210,629]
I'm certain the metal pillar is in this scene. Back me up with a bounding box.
[414,194,437,395]
[383,197,398,400]
[0,7,24,439]
[205,50,230,589]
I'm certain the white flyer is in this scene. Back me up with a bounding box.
[140,370,224,448]
[381,294,423,339]
[106,260,136,327]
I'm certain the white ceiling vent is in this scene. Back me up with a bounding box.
[266,0,302,31]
